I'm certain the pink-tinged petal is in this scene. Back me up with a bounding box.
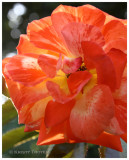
[113,102,127,134]
[105,117,124,135]
[45,99,75,128]
[102,20,127,43]
[82,41,117,91]
[19,96,52,124]
[113,77,127,134]
[46,71,92,103]
[4,54,47,86]
[70,85,115,141]
[38,54,62,78]
[107,49,127,88]
[67,70,92,94]
[106,103,127,136]
[61,22,105,57]
[51,5,105,40]
[104,38,127,54]
[3,77,49,110]
[113,77,127,104]
[107,77,127,135]
[62,57,82,74]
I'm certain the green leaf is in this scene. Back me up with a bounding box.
[2,99,17,125]
[2,126,38,153]
[2,76,10,97]
[63,150,73,158]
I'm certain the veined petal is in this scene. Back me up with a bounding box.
[27,16,68,56]
[28,17,68,56]
[106,77,127,135]
[4,54,47,86]
[3,78,49,110]
[27,16,52,34]
[19,96,52,124]
[61,22,105,57]
[70,85,115,141]
[51,4,105,40]
[105,117,124,135]
[44,99,75,127]
[16,34,49,55]
[113,77,127,104]
[82,41,117,91]
[107,49,127,88]
[104,38,127,54]
[38,54,62,78]
[102,20,127,43]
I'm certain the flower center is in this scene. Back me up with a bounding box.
[77,62,87,71]
[66,62,87,78]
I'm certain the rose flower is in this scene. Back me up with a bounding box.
[2,4,127,152]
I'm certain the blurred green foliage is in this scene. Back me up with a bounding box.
[2,99,17,125]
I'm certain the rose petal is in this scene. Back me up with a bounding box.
[37,119,67,145]
[62,57,82,74]
[52,4,105,40]
[67,70,92,94]
[102,20,127,43]
[70,85,115,141]
[82,41,117,91]
[16,34,48,55]
[38,54,62,78]
[61,22,105,57]
[45,99,75,127]
[105,77,127,135]
[37,118,122,151]
[4,54,47,86]
[3,78,49,110]
[104,38,127,54]
[107,48,127,88]
[19,96,52,124]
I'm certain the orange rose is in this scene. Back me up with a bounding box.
[2,4,127,152]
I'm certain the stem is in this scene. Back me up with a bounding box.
[98,146,106,158]
[73,143,88,158]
